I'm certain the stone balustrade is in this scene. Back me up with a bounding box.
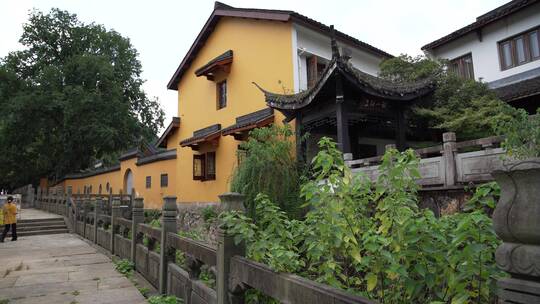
[33,191,373,304]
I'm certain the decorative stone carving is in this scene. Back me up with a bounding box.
[492,159,540,302]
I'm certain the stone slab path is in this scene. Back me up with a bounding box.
[19,208,63,220]
[0,233,147,304]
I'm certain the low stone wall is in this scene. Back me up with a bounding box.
[176,202,220,246]
[418,188,472,217]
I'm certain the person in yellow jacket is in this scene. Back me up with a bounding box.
[1,196,17,242]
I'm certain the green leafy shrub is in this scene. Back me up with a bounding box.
[147,296,183,304]
[230,124,305,219]
[495,108,540,159]
[221,137,504,303]
[380,54,513,139]
[113,259,134,278]
[144,209,161,223]
[201,206,217,223]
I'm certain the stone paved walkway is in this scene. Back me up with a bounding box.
[0,233,147,304]
[18,208,63,220]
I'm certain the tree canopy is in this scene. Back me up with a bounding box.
[379,55,514,140]
[0,9,164,189]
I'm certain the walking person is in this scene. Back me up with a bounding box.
[1,196,17,242]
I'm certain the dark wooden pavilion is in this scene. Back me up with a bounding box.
[256,39,437,161]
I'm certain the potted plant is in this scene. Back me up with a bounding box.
[491,108,540,300]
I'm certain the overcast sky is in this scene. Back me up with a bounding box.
[1,0,508,129]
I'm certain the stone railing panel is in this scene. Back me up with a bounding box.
[229,256,375,304]
[418,156,445,186]
[455,148,505,183]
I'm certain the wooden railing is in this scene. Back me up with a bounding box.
[345,132,506,189]
[32,192,373,304]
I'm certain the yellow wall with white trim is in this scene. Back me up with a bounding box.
[175,17,294,203]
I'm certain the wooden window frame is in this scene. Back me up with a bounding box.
[160,174,168,188]
[146,176,151,189]
[449,53,474,79]
[498,26,540,71]
[193,154,205,180]
[193,152,216,181]
[237,145,247,167]
[205,152,216,181]
[216,80,227,110]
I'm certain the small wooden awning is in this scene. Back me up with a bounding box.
[194,50,233,81]
[222,108,274,140]
[180,124,221,150]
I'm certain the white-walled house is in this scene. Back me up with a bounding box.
[422,0,540,112]
[292,23,389,92]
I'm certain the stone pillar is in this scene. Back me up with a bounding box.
[94,198,101,244]
[218,192,246,212]
[111,197,121,256]
[385,144,396,152]
[36,187,41,209]
[65,192,70,219]
[159,196,177,295]
[73,197,79,234]
[442,132,457,187]
[217,192,246,304]
[131,197,144,264]
[492,160,540,302]
[28,185,35,208]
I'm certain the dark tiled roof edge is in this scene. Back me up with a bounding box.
[258,57,436,110]
[194,50,233,76]
[422,0,538,50]
[180,124,222,146]
[493,74,540,101]
[166,1,392,90]
[63,165,121,180]
[156,117,181,148]
[136,149,177,166]
[222,108,274,133]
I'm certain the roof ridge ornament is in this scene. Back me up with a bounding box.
[330,25,340,59]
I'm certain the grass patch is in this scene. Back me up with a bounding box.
[137,286,150,298]
[147,296,182,304]
[0,299,9,304]
[71,290,80,296]
[113,259,134,278]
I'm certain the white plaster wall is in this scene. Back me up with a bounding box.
[293,23,386,92]
[428,2,540,83]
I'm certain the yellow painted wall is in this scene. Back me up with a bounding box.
[64,169,121,195]
[120,157,177,209]
[175,17,294,203]
[61,154,176,209]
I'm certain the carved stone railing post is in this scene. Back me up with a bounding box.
[65,192,70,219]
[217,192,246,304]
[159,196,177,294]
[442,132,457,187]
[94,198,101,244]
[73,197,79,234]
[36,186,41,209]
[131,197,144,264]
[111,197,121,256]
[493,160,540,302]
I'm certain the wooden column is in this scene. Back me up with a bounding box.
[336,75,351,154]
[395,105,406,151]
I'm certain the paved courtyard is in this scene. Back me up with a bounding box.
[0,233,147,304]
[17,208,63,220]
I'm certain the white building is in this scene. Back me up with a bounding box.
[422,0,540,112]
